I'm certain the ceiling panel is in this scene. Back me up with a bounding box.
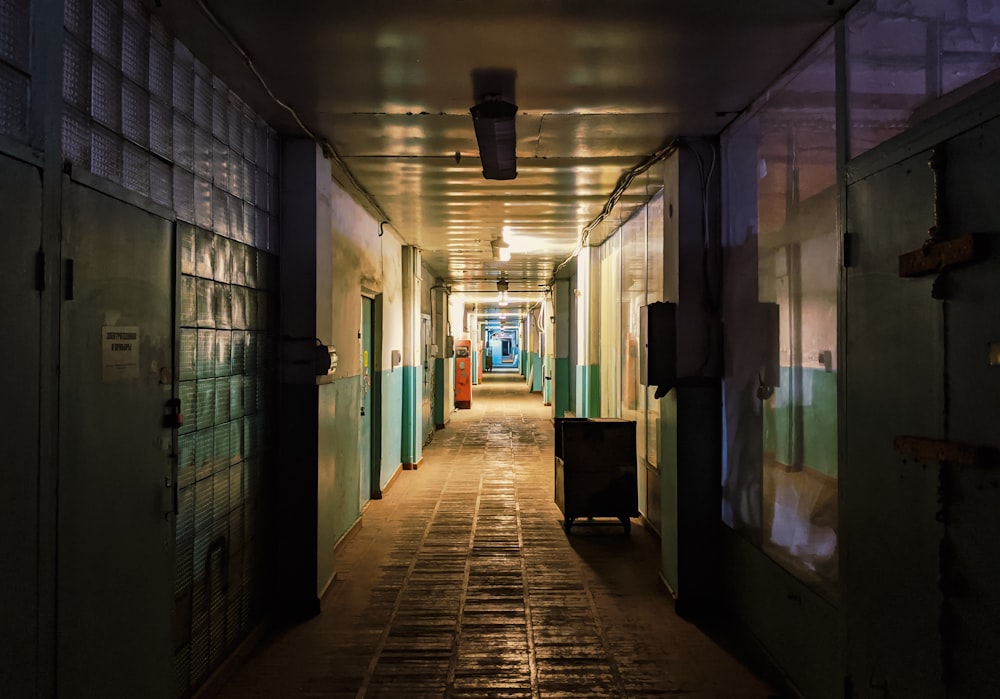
[146,0,857,290]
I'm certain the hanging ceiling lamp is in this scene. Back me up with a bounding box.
[471,97,518,180]
[470,68,518,181]
[491,236,511,261]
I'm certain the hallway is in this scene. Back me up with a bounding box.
[216,375,775,698]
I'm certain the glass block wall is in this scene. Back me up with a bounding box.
[176,222,275,696]
[0,0,31,142]
[59,1,279,696]
[61,0,279,252]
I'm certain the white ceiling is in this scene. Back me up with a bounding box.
[149,0,856,309]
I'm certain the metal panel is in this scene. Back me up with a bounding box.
[0,152,42,695]
[57,180,174,698]
[937,117,1000,699]
[845,111,1000,696]
[844,150,945,697]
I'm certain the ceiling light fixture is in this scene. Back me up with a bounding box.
[490,236,511,261]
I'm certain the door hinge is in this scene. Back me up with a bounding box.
[162,475,177,519]
[842,232,857,268]
[35,250,45,291]
[64,258,75,300]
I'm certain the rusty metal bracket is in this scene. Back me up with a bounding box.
[898,233,984,278]
[896,145,987,285]
[894,436,999,467]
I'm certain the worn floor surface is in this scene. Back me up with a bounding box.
[215,373,776,698]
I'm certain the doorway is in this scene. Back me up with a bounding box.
[360,295,383,502]
[422,314,434,444]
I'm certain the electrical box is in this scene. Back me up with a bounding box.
[445,335,455,358]
[391,349,401,368]
[284,336,337,385]
[640,302,676,397]
[315,342,338,385]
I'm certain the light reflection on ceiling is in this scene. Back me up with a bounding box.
[146,0,855,292]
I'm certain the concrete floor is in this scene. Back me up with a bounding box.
[215,373,777,698]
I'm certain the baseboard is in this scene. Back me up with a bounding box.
[638,514,661,540]
[192,620,267,699]
[658,570,678,600]
[402,457,423,471]
[381,464,403,493]
[334,515,363,554]
[318,569,337,601]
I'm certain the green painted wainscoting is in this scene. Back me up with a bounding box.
[528,352,543,392]
[384,367,407,479]
[762,367,837,477]
[399,364,421,468]
[554,357,570,416]
[574,364,600,417]
[542,356,553,405]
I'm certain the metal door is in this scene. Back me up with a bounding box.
[58,182,174,697]
[360,297,373,504]
[845,118,1000,697]
[422,315,434,444]
[0,154,42,695]
[933,122,1000,697]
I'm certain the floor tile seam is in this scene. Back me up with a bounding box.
[352,464,455,699]
[443,463,485,698]
[572,552,633,699]
[512,467,541,699]
[518,443,630,699]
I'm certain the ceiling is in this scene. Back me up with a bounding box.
[150,0,855,313]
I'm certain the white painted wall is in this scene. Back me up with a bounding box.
[326,180,403,374]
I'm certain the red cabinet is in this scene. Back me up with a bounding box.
[455,339,471,409]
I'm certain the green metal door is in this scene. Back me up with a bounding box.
[845,116,1000,698]
[58,182,174,697]
[0,154,42,696]
[360,297,373,502]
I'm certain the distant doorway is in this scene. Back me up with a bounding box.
[488,328,519,370]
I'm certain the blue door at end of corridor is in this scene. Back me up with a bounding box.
[360,296,374,504]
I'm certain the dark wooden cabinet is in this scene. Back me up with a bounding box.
[554,418,638,534]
